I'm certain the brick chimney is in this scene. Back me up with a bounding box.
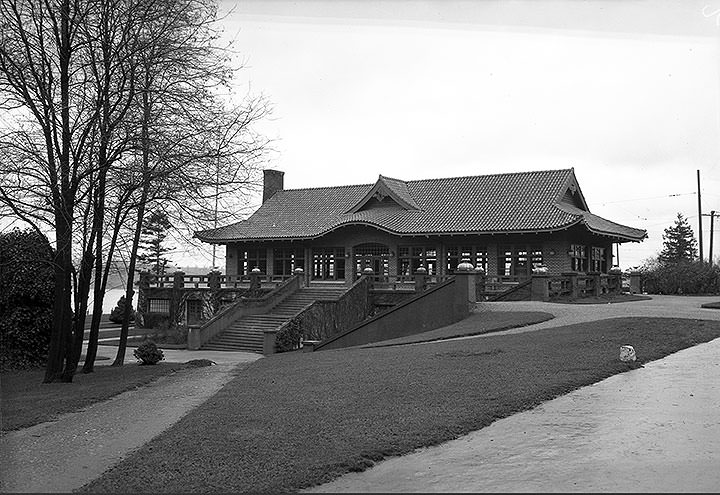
[262,169,284,203]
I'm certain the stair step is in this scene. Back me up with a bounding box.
[200,285,350,351]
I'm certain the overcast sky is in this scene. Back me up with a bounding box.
[186,0,720,270]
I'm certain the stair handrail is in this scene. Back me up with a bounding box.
[188,274,302,350]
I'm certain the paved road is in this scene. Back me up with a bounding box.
[470,295,720,336]
[305,295,720,493]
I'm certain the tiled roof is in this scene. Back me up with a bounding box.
[555,203,647,240]
[195,169,647,243]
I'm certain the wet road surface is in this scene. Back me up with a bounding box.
[305,296,720,493]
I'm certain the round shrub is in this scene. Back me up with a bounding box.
[133,341,165,365]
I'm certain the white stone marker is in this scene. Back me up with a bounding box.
[619,345,636,362]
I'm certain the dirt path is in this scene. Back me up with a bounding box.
[0,363,249,493]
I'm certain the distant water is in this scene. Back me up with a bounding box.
[88,288,131,315]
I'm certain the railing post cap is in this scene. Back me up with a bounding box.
[415,266,427,274]
[456,262,475,272]
[532,265,549,275]
[294,267,304,274]
[362,267,374,275]
[251,267,261,274]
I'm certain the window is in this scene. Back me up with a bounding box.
[590,247,606,272]
[475,247,488,274]
[497,245,541,277]
[148,298,170,314]
[515,248,529,275]
[447,246,488,273]
[531,247,544,270]
[570,244,588,272]
[312,247,345,280]
[273,247,305,277]
[497,245,513,276]
[238,248,267,275]
[354,243,390,277]
[399,246,438,275]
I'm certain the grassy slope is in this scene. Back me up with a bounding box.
[1,363,191,431]
[550,293,652,304]
[82,317,720,493]
[364,310,554,347]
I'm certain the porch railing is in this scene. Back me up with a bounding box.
[368,274,453,290]
[546,272,623,300]
[484,275,524,293]
[147,273,294,289]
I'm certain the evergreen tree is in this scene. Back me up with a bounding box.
[658,213,698,264]
[109,296,135,324]
[137,211,174,276]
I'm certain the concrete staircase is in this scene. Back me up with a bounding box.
[201,285,348,353]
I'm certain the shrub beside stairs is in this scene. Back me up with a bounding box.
[201,286,347,353]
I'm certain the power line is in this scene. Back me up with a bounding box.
[600,192,696,205]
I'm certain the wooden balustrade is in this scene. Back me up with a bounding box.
[369,274,454,290]
[146,272,293,290]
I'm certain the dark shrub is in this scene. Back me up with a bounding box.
[139,320,187,345]
[184,359,215,367]
[0,229,54,370]
[138,313,168,329]
[133,341,165,365]
[275,320,302,352]
[109,295,135,323]
[641,260,720,295]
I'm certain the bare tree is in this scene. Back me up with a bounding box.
[1,0,101,382]
[110,0,269,365]
[1,0,269,378]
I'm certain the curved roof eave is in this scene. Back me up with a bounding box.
[581,223,648,242]
[195,217,592,243]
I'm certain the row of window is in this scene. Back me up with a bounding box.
[570,244,607,273]
[235,244,608,279]
[238,245,491,278]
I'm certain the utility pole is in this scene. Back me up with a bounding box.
[703,210,716,266]
[710,211,716,266]
[697,170,704,263]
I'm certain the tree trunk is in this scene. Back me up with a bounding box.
[62,230,96,381]
[44,215,73,382]
[113,72,151,366]
[45,0,75,383]
[83,232,105,373]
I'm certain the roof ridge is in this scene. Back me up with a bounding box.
[404,168,573,184]
[281,168,573,192]
[283,183,373,193]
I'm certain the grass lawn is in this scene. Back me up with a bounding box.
[81,317,720,493]
[1,362,193,431]
[363,310,554,348]
[551,293,652,304]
